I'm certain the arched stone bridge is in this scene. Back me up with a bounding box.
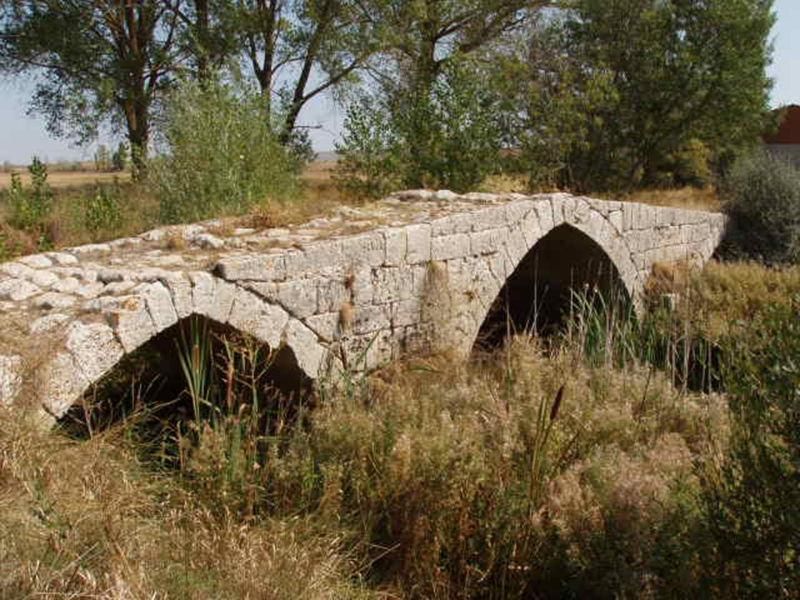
[0,191,726,420]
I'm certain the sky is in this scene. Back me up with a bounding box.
[0,0,798,164]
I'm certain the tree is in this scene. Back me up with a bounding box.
[516,0,775,191]
[366,0,546,95]
[228,0,382,146]
[336,59,509,195]
[0,1,184,178]
[335,0,550,195]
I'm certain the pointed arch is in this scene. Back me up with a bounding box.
[37,275,328,419]
[472,219,636,352]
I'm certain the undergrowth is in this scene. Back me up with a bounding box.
[2,261,798,598]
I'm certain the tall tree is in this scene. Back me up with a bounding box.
[524,0,776,190]
[232,0,382,145]
[0,0,184,177]
[368,0,547,95]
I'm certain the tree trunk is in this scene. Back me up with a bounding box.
[195,0,210,83]
[123,98,150,181]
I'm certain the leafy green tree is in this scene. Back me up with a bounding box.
[228,0,383,147]
[336,1,550,196]
[112,142,129,172]
[514,0,775,191]
[0,1,184,178]
[7,156,53,234]
[416,0,773,192]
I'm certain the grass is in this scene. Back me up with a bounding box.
[0,169,130,190]
[0,158,723,262]
[0,410,371,599]
[9,259,782,597]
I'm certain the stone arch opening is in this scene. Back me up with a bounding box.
[474,224,632,351]
[58,314,313,440]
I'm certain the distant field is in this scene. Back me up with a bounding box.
[0,170,130,189]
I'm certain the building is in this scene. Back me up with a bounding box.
[765,104,800,166]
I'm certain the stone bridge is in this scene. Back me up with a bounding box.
[0,191,726,421]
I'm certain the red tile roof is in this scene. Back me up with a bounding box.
[765,105,800,144]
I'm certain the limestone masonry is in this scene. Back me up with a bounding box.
[0,191,726,420]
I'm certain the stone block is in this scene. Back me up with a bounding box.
[431,233,470,261]
[65,321,124,383]
[405,224,432,264]
[277,279,318,318]
[215,253,286,281]
[227,287,288,348]
[105,295,157,353]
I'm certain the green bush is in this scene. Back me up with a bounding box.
[152,80,297,224]
[702,297,800,596]
[111,142,128,172]
[335,61,506,197]
[6,157,53,233]
[83,183,123,239]
[721,152,800,264]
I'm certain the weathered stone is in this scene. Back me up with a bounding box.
[0,190,727,418]
[19,254,53,269]
[30,313,71,334]
[227,287,289,347]
[283,318,326,377]
[216,254,286,281]
[65,321,124,382]
[47,252,80,266]
[105,295,157,353]
[34,292,76,310]
[0,355,22,406]
[0,278,40,301]
[405,223,432,264]
[431,233,470,261]
[138,282,179,330]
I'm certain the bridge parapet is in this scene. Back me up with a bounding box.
[0,191,726,420]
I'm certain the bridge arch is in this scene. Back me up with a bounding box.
[37,277,329,420]
[471,211,639,352]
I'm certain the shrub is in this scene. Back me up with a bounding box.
[6,157,53,234]
[702,297,800,596]
[721,152,800,264]
[335,61,507,198]
[83,183,122,239]
[111,141,128,172]
[152,79,297,224]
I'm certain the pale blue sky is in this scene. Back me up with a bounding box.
[0,0,798,164]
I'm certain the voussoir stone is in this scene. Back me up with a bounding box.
[0,190,727,418]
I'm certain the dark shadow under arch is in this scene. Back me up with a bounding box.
[59,315,312,438]
[474,224,632,351]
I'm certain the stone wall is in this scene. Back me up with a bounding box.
[0,191,726,420]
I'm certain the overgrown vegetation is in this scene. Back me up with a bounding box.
[721,151,800,264]
[3,261,799,598]
[152,80,298,224]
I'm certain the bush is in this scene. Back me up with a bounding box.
[152,80,297,224]
[702,297,800,596]
[83,183,123,239]
[6,157,53,235]
[335,61,507,198]
[111,142,128,172]
[721,152,800,264]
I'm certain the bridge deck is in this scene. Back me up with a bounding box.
[0,191,726,420]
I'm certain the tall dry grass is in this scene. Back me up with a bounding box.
[6,260,798,598]
[0,409,371,599]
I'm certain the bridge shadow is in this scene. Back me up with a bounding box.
[473,224,632,352]
[58,315,313,452]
